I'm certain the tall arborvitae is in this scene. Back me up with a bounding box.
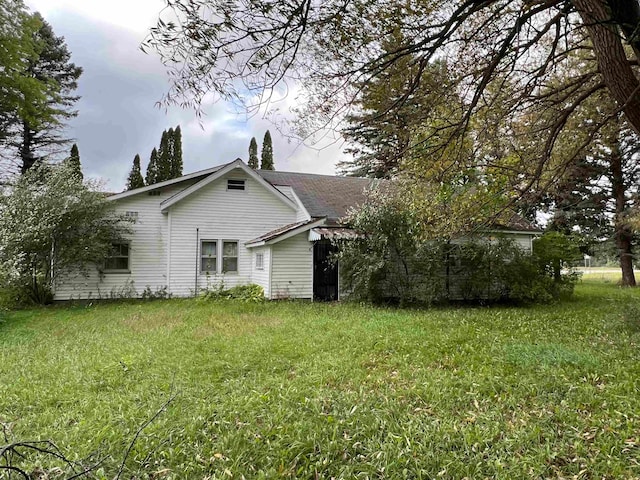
[126,154,145,190]
[248,137,259,169]
[146,148,159,185]
[170,125,183,178]
[156,129,172,182]
[260,130,274,170]
[66,143,82,181]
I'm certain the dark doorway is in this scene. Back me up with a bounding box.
[313,241,338,301]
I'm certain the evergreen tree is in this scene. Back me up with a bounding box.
[260,130,274,170]
[339,29,452,178]
[146,148,159,185]
[0,2,47,148]
[248,136,258,169]
[66,143,82,181]
[126,154,145,190]
[170,125,183,178]
[156,129,172,182]
[8,12,82,174]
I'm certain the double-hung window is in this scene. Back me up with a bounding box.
[201,241,217,273]
[255,253,264,270]
[222,241,238,273]
[104,243,130,272]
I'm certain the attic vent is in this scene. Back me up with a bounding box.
[227,179,245,191]
[148,190,161,196]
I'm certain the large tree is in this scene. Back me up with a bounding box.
[170,125,183,178]
[0,161,130,304]
[126,154,145,190]
[145,0,640,289]
[545,114,639,286]
[144,0,640,188]
[148,127,183,185]
[4,11,82,174]
[66,142,82,181]
[156,128,172,182]
[261,130,274,170]
[248,136,258,169]
[0,1,48,150]
[146,147,159,185]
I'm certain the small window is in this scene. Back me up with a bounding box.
[227,179,245,190]
[148,190,161,196]
[201,241,217,272]
[255,253,264,270]
[222,241,238,273]
[125,211,138,219]
[104,243,130,271]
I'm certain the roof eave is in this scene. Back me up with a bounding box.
[107,163,229,201]
[246,217,327,248]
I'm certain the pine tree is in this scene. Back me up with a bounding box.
[126,154,145,190]
[66,143,82,181]
[248,137,259,169]
[12,13,82,174]
[146,148,159,185]
[156,129,172,182]
[260,130,274,170]
[170,125,183,178]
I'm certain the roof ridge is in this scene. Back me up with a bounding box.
[257,170,372,180]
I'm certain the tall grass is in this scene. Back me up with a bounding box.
[2,282,640,478]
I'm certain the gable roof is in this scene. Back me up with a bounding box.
[257,170,375,223]
[108,163,229,201]
[160,159,297,213]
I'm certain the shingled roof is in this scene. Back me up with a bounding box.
[257,170,539,233]
[258,170,374,223]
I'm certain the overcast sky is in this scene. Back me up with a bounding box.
[25,0,345,191]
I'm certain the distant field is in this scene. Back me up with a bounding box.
[578,266,633,284]
[2,282,640,478]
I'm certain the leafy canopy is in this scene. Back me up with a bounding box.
[0,161,131,303]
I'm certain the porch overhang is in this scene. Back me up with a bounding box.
[308,227,361,242]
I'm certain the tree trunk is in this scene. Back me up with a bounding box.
[20,119,35,174]
[609,132,636,286]
[572,0,640,135]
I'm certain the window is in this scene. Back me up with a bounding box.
[148,190,161,196]
[222,241,238,273]
[255,253,264,270]
[125,211,138,220]
[104,243,129,271]
[227,179,245,190]
[201,241,217,272]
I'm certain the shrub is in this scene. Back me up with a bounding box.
[0,162,132,306]
[337,191,579,306]
[200,284,265,302]
[141,285,172,300]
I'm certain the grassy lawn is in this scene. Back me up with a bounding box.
[2,283,640,478]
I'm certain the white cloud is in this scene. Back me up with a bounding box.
[26,0,164,33]
[22,0,348,191]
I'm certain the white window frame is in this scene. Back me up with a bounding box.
[200,240,218,273]
[255,252,264,270]
[222,240,239,273]
[104,242,130,273]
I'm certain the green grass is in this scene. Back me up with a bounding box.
[2,283,640,478]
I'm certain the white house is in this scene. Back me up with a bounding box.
[53,159,540,301]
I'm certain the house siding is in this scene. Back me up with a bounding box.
[167,168,297,297]
[53,181,200,300]
[250,246,271,298]
[271,233,313,299]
